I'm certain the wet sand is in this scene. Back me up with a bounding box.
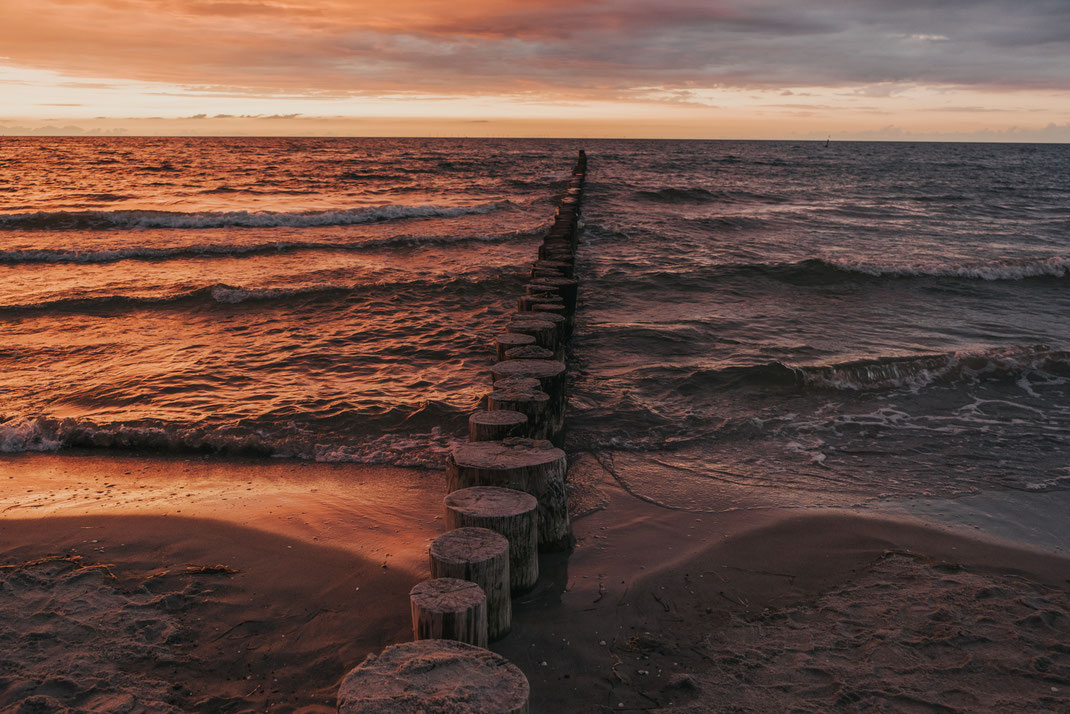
[0,452,443,712]
[2,451,1069,712]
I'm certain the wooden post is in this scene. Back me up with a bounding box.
[429,527,511,641]
[527,277,578,313]
[490,359,567,442]
[503,344,554,361]
[492,376,540,392]
[506,318,557,353]
[488,388,550,440]
[494,333,535,361]
[529,303,571,338]
[444,486,539,594]
[469,410,527,441]
[531,303,566,314]
[491,359,566,404]
[337,640,529,714]
[518,294,564,312]
[539,243,574,261]
[511,310,566,341]
[446,438,571,551]
[532,259,574,278]
[410,578,487,647]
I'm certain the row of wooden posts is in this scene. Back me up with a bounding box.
[338,151,588,713]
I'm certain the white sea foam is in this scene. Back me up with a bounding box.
[208,284,342,304]
[0,419,64,452]
[0,417,460,468]
[797,345,1070,392]
[824,255,1070,281]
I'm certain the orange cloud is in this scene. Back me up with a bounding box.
[3,0,1068,96]
[1,0,1069,138]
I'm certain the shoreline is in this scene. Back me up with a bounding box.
[0,451,445,711]
[2,450,1068,711]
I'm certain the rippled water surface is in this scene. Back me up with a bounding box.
[570,140,1070,506]
[0,137,580,464]
[3,138,1069,503]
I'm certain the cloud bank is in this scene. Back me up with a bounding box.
[1,0,1068,137]
[2,0,1069,97]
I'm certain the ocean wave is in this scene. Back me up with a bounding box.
[0,200,511,231]
[0,417,462,468]
[798,346,1070,391]
[617,256,1070,288]
[0,224,548,265]
[81,193,134,202]
[671,345,1070,394]
[0,284,328,314]
[0,271,516,314]
[632,187,779,205]
[820,255,1070,281]
[199,186,319,196]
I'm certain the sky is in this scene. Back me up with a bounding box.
[1,0,1069,139]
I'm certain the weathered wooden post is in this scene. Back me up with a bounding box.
[527,276,579,313]
[444,486,539,594]
[429,527,512,640]
[492,376,540,392]
[506,318,557,353]
[494,332,535,361]
[490,359,567,441]
[469,410,528,441]
[518,293,564,312]
[410,578,488,647]
[511,310,566,343]
[490,359,566,402]
[503,344,554,361]
[532,259,574,278]
[487,387,550,440]
[446,438,571,551]
[338,640,529,714]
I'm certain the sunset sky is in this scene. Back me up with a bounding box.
[2,0,1069,139]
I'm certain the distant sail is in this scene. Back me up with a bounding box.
[824,135,830,148]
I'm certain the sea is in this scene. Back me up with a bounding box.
[2,138,1069,540]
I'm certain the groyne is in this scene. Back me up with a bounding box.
[337,151,588,712]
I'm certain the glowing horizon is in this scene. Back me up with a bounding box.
[2,0,1069,140]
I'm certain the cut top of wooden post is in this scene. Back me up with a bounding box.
[444,485,538,520]
[517,311,565,332]
[449,437,565,474]
[491,359,566,383]
[410,577,486,614]
[494,332,535,349]
[337,639,529,714]
[503,344,554,361]
[492,376,541,392]
[470,410,527,428]
[430,526,509,568]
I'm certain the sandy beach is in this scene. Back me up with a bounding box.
[0,452,443,712]
[2,450,1068,712]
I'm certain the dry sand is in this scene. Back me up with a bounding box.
[2,450,1069,712]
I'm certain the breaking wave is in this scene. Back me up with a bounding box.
[619,257,1070,287]
[669,345,1070,394]
[0,224,547,265]
[633,186,780,204]
[0,272,516,314]
[820,256,1070,281]
[0,417,463,469]
[0,200,511,231]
